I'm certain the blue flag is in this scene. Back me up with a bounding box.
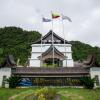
[62,15,72,22]
[42,17,52,22]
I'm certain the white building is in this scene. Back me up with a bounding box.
[0,68,11,87]
[0,31,100,87]
[0,55,16,87]
[29,30,74,67]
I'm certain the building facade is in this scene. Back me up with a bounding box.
[0,31,100,87]
[0,55,16,87]
[29,30,74,67]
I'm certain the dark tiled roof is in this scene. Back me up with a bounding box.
[74,54,100,68]
[40,45,65,57]
[83,55,94,65]
[33,30,69,44]
[83,54,100,67]
[0,55,16,68]
[13,67,89,75]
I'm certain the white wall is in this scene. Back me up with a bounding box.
[67,59,74,67]
[29,59,40,67]
[31,44,72,53]
[90,67,100,86]
[0,68,11,87]
[31,53,41,59]
[63,59,74,67]
[30,44,74,67]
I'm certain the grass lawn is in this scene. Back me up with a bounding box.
[58,88,100,100]
[0,87,100,100]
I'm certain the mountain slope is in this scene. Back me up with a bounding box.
[0,27,41,65]
[0,26,100,65]
[71,41,100,64]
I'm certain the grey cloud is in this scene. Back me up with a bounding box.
[0,0,100,47]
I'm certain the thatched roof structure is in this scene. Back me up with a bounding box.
[0,55,16,68]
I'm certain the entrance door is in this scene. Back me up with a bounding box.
[43,58,62,67]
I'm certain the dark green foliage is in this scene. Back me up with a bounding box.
[80,77,95,89]
[7,75,20,88]
[0,26,100,66]
[71,41,93,61]
[71,41,100,64]
[93,47,100,65]
[0,26,41,65]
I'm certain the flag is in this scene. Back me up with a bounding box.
[62,15,72,22]
[52,13,60,19]
[42,17,52,22]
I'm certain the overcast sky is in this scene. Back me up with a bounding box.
[0,0,100,47]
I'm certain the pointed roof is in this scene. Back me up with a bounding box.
[0,55,16,68]
[38,45,65,60]
[83,54,100,67]
[33,30,69,44]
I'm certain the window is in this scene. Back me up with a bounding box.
[95,75,99,86]
[2,76,7,87]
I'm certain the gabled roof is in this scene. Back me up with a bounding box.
[33,30,69,44]
[84,54,100,67]
[0,55,16,68]
[38,45,65,59]
[13,67,89,75]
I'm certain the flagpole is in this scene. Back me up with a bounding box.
[61,14,67,67]
[51,11,54,67]
[40,15,44,67]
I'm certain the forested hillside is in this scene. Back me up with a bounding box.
[0,26,100,65]
[71,41,100,64]
[0,27,41,65]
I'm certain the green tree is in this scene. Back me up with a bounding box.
[0,26,41,65]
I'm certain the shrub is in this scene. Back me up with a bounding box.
[80,77,95,89]
[35,87,57,100]
[7,75,20,88]
[38,94,45,100]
